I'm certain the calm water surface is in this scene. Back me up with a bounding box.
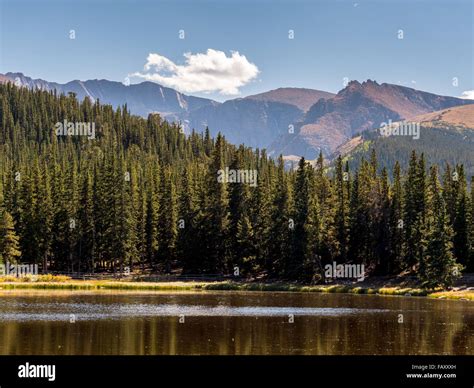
[0,291,471,355]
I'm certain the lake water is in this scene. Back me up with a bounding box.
[0,291,471,355]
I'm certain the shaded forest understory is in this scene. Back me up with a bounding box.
[0,83,473,288]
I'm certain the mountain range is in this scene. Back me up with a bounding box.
[2,72,473,161]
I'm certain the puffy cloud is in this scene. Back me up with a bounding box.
[131,49,259,95]
[460,90,474,99]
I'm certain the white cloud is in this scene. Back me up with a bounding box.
[130,49,259,95]
[460,90,474,99]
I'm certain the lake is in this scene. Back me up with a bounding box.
[0,291,471,355]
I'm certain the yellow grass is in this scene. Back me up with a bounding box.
[428,290,474,301]
[0,279,471,300]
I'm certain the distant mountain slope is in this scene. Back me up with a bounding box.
[269,80,474,159]
[245,87,335,112]
[181,87,335,148]
[1,72,216,118]
[183,98,304,149]
[351,80,469,119]
[409,104,474,128]
[338,104,474,177]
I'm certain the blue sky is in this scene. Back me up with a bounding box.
[0,0,472,101]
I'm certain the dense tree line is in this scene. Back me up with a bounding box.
[0,83,473,287]
[349,126,474,179]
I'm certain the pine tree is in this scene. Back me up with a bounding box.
[452,165,469,267]
[251,149,272,275]
[267,156,292,277]
[348,171,364,263]
[144,182,158,269]
[176,167,198,273]
[18,171,40,266]
[403,151,427,272]
[203,133,229,273]
[0,211,21,263]
[304,176,322,282]
[468,177,474,272]
[289,157,311,279]
[36,163,53,272]
[442,163,457,226]
[314,152,337,264]
[420,166,462,288]
[375,167,391,274]
[350,160,372,265]
[78,169,95,272]
[388,161,404,272]
[227,147,254,275]
[334,156,349,262]
[115,158,137,274]
[157,165,178,273]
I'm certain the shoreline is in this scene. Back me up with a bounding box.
[0,280,472,300]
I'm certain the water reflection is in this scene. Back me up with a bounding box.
[0,301,391,321]
[0,291,471,355]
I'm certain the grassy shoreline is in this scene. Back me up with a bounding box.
[0,280,472,300]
